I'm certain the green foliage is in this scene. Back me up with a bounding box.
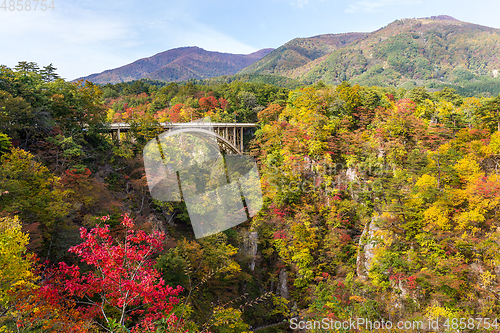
[0,89,38,144]
[0,148,70,231]
[0,62,107,151]
[0,132,11,156]
[199,73,303,89]
[478,93,500,132]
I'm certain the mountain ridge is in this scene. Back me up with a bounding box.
[299,16,500,87]
[239,32,368,77]
[240,15,500,93]
[78,47,274,84]
[80,15,500,95]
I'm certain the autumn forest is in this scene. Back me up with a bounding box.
[2,57,500,333]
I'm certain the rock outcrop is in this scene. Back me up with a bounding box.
[356,215,381,279]
[241,231,259,271]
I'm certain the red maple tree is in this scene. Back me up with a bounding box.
[57,214,184,331]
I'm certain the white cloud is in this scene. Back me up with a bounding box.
[292,0,309,8]
[346,0,422,13]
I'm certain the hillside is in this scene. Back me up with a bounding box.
[239,32,367,77]
[241,16,500,95]
[302,16,500,88]
[78,47,273,84]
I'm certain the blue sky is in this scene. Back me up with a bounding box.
[2,0,500,80]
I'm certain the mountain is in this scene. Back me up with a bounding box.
[80,16,500,95]
[243,16,500,94]
[239,33,367,78]
[78,47,274,84]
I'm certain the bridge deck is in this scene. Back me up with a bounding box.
[108,122,257,153]
[109,122,256,130]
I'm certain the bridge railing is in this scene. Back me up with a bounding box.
[107,122,257,153]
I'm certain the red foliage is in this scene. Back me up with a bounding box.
[395,98,416,114]
[455,128,490,143]
[258,104,283,123]
[273,230,287,240]
[198,96,219,111]
[389,272,406,283]
[56,214,183,331]
[269,202,289,220]
[389,272,418,290]
[168,103,185,122]
[407,275,417,290]
[9,258,93,332]
[352,106,376,128]
[473,176,500,199]
[218,97,229,110]
[339,233,352,245]
[61,168,92,186]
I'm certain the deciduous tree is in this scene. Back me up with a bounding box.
[57,214,184,331]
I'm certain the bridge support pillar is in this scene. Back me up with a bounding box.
[240,127,243,153]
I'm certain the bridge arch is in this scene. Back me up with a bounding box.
[161,128,241,155]
[109,122,256,153]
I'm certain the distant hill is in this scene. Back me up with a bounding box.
[242,16,500,95]
[239,33,367,78]
[78,47,274,84]
[301,17,500,87]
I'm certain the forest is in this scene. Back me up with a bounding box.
[2,61,500,332]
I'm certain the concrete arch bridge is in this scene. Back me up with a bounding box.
[109,122,256,154]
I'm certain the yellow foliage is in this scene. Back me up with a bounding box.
[349,295,366,303]
[0,216,35,307]
[436,100,455,118]
[105,108,115,123]
[415,174,438,190]
[460,97,482,116]
[416,99,435,119]
[269,295,290,317]
[448,188,468,206]
[489,131,500,154]
[210,306,250,333]
[453,157,481,183]
[480,270,495,288]
[308,139,327,157]
[425,304,455,320]
[454,208,485,230]
[423,204,451,230]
